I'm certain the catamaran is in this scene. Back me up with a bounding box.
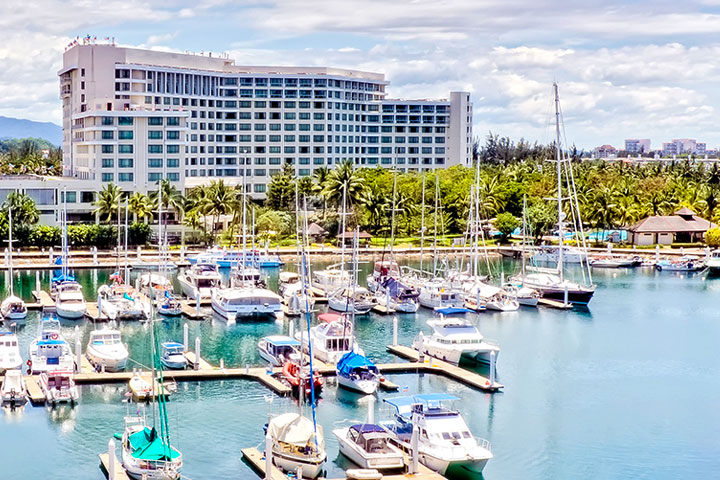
[413,317,499,365]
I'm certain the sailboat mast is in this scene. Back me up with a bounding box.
[419,173,425,274]
[241,169,247,278]
[522,196,527,276]
[8,202,13,297]
[63,187,68,278]
[433,175,439,276]
[554,83,564,282]
[389,158,398,260]
[340,183,347,272]
[124,200,129,284]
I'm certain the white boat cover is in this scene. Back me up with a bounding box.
[268,413,325,448]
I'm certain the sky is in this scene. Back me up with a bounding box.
[2,0,720,150]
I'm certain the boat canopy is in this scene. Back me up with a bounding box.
[318,313,344,323]
[128,426,181,461]
[264,335,300,347]
[337,351,378,376]
[52,273,76,283]
[384,394,460,417]
[268,413,325,448]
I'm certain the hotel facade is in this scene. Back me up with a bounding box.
[58,43,472,202]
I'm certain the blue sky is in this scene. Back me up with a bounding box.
[2,0,720,150]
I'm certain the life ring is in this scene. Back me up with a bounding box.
[51,333,59,340]
[26,359,32,367]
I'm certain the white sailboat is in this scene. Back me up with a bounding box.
[1,205,26,321]
[54,191,87,319]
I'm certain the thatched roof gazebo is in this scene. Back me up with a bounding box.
[337,230,372,247]
[304,222,328,242]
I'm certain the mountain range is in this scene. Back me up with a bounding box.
[0,116,62,146]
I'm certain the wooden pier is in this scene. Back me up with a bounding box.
[98,453,131,480]
[242,447,445,480]
[537,298,574,309]
[31,290,54,311]
[386,345,503,392]
[24,376,45,405]
[372,303,396,315]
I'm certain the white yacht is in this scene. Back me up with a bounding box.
[39,370,79,405]
[278,271,301,296]
[28,318,75,374]
[0,330,22,373]
[0,296,27,321]
[374,278,420,313]
[311,264,350,295]
[266,413,326,479]
[230,265,267,288]
[413,318,499,365]
[258,335,301,366]
[211,287,282,322]
[283,284,315,316]
[463,282,519,312]
[295,313,363,364]
[177,263,221,299]
[54,281,87,319]
[381,394,493,476]
[1,369,27,404]
[708,249,720,275]
[366,260,401,293]
[503,282,540,307]
[333,424,405,471]
[417,280,465,311]
[328,286,375,314]
[336,351,380,395]
[86,329,129,372]
[138,273,174,300]
[160,342,188,370]
[118,415,183,480]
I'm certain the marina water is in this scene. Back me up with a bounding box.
[1,259,719,479]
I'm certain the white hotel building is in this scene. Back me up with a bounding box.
[58,43,472,203]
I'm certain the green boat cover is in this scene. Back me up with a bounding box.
[128,427,180,461]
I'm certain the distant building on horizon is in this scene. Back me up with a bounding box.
[662,138,706,156]
[625,139,651,154]
[593,144,617,158]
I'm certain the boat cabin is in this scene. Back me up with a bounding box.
[89,330,122,347]
[346,424,394,454]
[262,336,300,360]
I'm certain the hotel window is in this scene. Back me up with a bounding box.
[119,158,133,168]
[102,117,114,126]
[148,131,162,140]
[148,172,162,182]
[299,169,310,176]
[149,145,163,153]
[101,158,114,168]
[254,184,266,193]
[167,159,180,168]
[167,173,180,181]
[148,158,163,168]
[118,145,133,154]
[166,117,180,126]
[118,117,133,126]
[101,145,114,153]
[64,191,77,203]
[102,173,114,182]
[118,172,133,182]
[101,131,114,140]
[269,157,281,165]
[167,145,180,154]
[167,131,180,140]
[254,169,266,176]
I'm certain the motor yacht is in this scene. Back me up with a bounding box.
[258,336,301,366]
[160,342,188,370]
[86,329,129,372]
[589,255,637,268]
[117,415,183,480]
[417,280,465,311]
[98,278,149,321]
[374,278,419,313]
[413,318,499,365]
[380,394,493,476]
[28,318,75,374]
[336,351,380,395]
[211,287,282,322]
[0,330,22,373]
[177,263,221,299]
[295,313,363,364]
[230,265,267,288]
[54,281,86,319]
[311,264,350,296]
[266,413,326,479]
[532,245,588,264]
[333,424,405,471]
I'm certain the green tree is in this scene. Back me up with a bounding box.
[128,192,156,223]
[93,183,122,222]
[706,227,720,247]
[3,192,40,226]
[494,212,520,243]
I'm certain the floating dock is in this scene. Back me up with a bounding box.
[24,376,45,405]
[386,344,503,392]
[98,453,131,480]
[241,447,446,480]
[31,290,54,311]
[372,303,395,315]
[538,298,574,309]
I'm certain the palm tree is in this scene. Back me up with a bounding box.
[3,192,39,226]
[361,188,390,234]
[93,183,122,222]
[128,192,156,223]
[198,180,236,241]
[323,160,365,208]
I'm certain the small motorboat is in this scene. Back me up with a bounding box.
[266,413,327,478]
[333,424,405,471]
[1,369,27,405]
[589,255,637,268]
[39,370,79,405]
[158,293,183,317]
[160,342,188,370]
[707,249,720,275]
[86,329,129,372]
[128,372,153,400]
[258,336,301,366]
[503,282,539,307]
[336,351,380,395]
[281,361,323,398]
[54,281,87,319]
[655,255,706,272]
[328,286,376,315]
[0,295,27,321]
[0,330,22,373]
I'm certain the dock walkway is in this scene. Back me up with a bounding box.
[98,453,131,480]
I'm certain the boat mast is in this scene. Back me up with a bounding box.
[63,187,68,278]
[389,158,398,261]
[241,168,247,280]
[8,199,13,297]
[433,175,439,276]
[521,196,527,276]
[419,173,425,274]
[554,82,564,283]
[340,183,347,272]
[124,200,129,284]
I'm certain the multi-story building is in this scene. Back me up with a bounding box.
[624,139,651,154]
[59,43,472,199]
[593,144,617,158]
[661,138,706,156]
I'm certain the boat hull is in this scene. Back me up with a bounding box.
[272,449,325,479]
[55,306,86,319]
[336,373,379,395]
[86,349,128,372]
[334,430,405,471]
[538,288,595,305]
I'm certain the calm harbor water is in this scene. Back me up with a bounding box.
[1,260,719,479]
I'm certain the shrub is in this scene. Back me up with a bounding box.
[67,224,117,247]
[706,227,720,247]
[494,212,521,243]
[128,222,151,245]
[30,225,61,247]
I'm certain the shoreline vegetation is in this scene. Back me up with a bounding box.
[2,134,720,250]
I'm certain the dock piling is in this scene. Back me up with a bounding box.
[49,247,53,265]
[97,295,102,320]
[392,316,398,346]
[195,291,200,317]
[108,439,116,480]
[93,247,98,265]
[35,270,40,293]
[368,395,375,424]
[489,350,496,387]
[220,358,224,369]
[264,433,272,480]
[411,412,419,474]
[75,334,82,374]
[194,337,201,371]
[183,323,189,352]
[288,319,294,339]
[563,284,569,307]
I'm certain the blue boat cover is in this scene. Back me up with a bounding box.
[351,424,385,434]
[52,273,75,283]
[337,351,378,376]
